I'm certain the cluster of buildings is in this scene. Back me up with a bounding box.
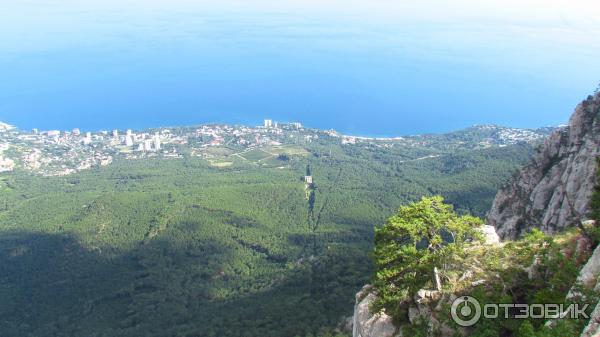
[496,127,547,145]
[0,141,14,173]
[0,117,379,176]
[0,126,119,176]
[0,118,557,177]
[0,118,319,176]
[27,128,169,153]
[0,157,14,173]
[0,128,15,172]
[0,122,15,132]
[263,119,302,130]
[192,121,305,151]
[112,129,163,152]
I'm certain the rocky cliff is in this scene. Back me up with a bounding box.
[487,92,600,239]
[352,92,600,336]
[352,285,400,337]
[352,226,500,337]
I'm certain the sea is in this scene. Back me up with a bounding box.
[1,1,599,137]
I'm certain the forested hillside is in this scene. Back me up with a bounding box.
[0,138,537,336]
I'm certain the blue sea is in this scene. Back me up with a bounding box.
[1,1,599,136]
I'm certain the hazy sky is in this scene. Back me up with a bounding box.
[0,0,599,135]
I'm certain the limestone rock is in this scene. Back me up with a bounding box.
[581,301,600,337]
[352,285,461,337]
[353,285,401,337]
[487,93,600,240]
[479,225,501,244]
[573,244,600,293]
[579,245,600,337]
[415,289,441,304]
[408,297,432,325]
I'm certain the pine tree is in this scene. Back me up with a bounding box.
[517,321,536,337]
[373,196,483,307]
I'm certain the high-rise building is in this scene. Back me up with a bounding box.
[124,135,134,147]
[264,119,273,128]
[112,130,119,138]
[126,129,132,136]
[72,128,81,136]
[83,132,92,145]
[144,139,153,151]
[32,128,38,135]
[153,135,161,151]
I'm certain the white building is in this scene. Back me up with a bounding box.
[72,128,81,136]
[153,135,161,151]
[112,130,119,138]
[264,119,273,128]
[124,135,134,147]
[0,122,15,132]
[0,157,15,172]
[83,132,92,145]
[341,136,357,145]
[144,139,153,151]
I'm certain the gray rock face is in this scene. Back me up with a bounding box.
[479,225,501,244]
[487,93,600,240]
[352,285,461,337]
[353,285,401,337]
[572,245,600,337]
[581,300,600,337]
[575,244,600,290]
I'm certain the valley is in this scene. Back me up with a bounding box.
[0,123,546,336]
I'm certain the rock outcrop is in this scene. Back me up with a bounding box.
[487,93,600,239]
[580,302,600,337]
[574,243,600,291]
[572,244,600,337]
[352,225,500,337]
[479,225,501,244]
[353,285,401,337]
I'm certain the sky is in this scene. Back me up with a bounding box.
[0,0,599,136]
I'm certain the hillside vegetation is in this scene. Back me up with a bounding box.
[0,139,537,336]
[371,166,600,336]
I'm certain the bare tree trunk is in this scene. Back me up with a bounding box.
[433,267,442,291]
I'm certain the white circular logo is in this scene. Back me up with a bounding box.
[451,296,482,327]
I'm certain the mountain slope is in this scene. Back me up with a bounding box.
[0,131,540,336]
[487,93,600,239]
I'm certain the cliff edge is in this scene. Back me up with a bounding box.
[487,93,600,239]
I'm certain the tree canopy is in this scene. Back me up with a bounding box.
[373,196,483,305]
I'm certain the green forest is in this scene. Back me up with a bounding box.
[0,140,536,336]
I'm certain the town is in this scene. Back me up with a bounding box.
[0,119,553,176]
